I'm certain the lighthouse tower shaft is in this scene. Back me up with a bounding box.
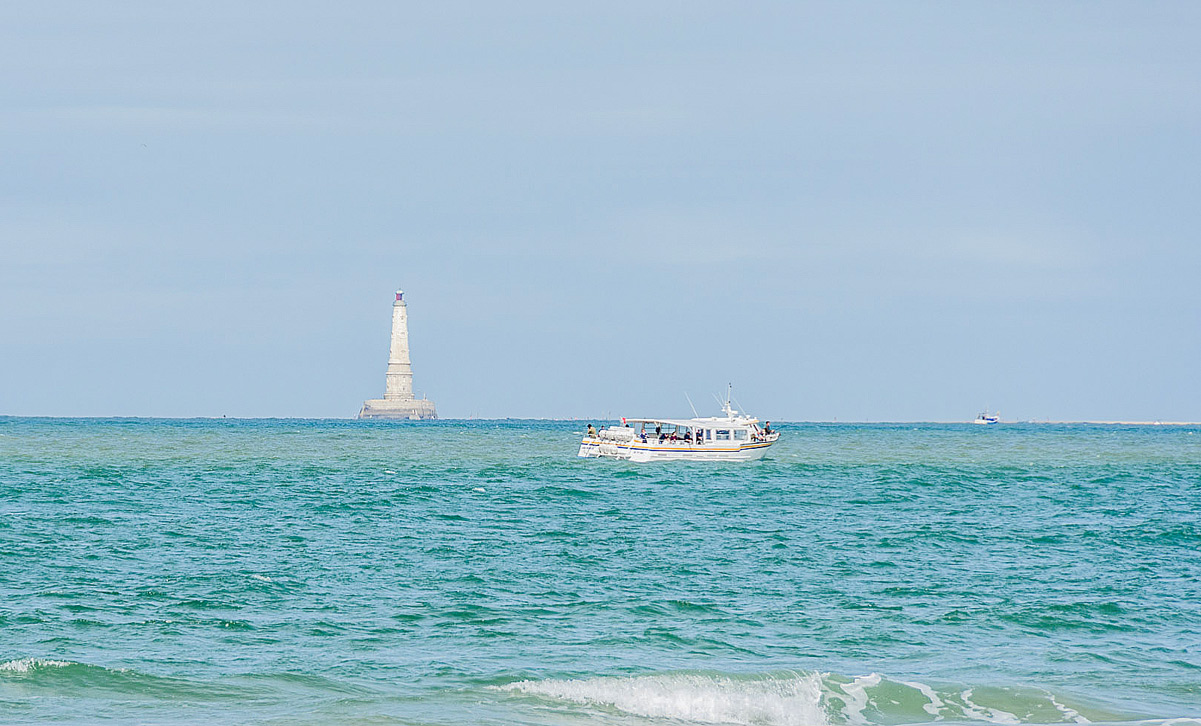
[384,297,414,400]
[358,290,437,420]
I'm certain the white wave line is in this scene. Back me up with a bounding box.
[838,673,881,726]
[900,679,945,720]
[1047,694,1090,724]
[959,688,1021,725]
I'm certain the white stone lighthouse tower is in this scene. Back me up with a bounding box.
[358,290,437,420]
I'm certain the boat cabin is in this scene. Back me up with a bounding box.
[600,417,770,446]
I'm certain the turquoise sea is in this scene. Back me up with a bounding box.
[1,418,1198,725]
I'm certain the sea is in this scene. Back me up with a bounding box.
[1,418,1198,726]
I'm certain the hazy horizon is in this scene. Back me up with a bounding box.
[4,415,1198,427]
[3,2,1199,421]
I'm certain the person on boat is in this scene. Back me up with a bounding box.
[684,431,692,443]
[763,421,773,435]
[655,424,662,436]
[587,423,597,438]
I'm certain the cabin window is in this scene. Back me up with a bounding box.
[734,430,748,441]
[716,429,731,440]
[705,429,712,440]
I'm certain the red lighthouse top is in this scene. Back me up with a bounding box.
[395,290,404,301]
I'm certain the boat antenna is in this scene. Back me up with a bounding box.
[722,383,735,418]
[685,392,699,418]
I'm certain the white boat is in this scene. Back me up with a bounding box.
[974,410,1000,425]
[578,393,779,462]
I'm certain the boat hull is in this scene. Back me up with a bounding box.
[577,438,774,462]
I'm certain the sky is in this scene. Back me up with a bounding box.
[1,2,1199,421]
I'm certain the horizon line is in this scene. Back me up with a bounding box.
[2,415,1198,426]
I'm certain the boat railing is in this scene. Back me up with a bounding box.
[593,425,777,446]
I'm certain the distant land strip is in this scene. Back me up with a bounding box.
[1031,420,1200,426]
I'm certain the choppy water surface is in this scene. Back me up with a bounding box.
[0,419,1198,725]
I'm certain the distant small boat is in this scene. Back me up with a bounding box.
[974,410,1000,425]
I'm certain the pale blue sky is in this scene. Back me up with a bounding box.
[2,2,1199,420]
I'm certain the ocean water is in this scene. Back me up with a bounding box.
[1,418,1198,726]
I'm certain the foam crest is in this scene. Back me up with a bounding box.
[1048,695,1089,724]
[959,688,1021,725]
[838,673,882,725]
[900,679,945,719]
[0,658,74,673]
[501,671,827,726]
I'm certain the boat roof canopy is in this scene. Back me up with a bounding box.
[620,417,759,427]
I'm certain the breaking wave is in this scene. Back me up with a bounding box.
[502,671,824,725]
[498,671,1166,726]
[0,658,75,673]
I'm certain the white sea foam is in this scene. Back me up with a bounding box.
[0,658,73,673]
[959,689,1021,724]
[1047,694,1090,724]
[838,673,882,725]
[900,679,946,719]
[500,671,827,726]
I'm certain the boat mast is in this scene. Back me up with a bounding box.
[723,383,736,419]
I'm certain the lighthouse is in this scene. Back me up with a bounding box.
[358,290,438,420]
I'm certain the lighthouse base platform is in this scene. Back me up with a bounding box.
[358,398,438,420]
